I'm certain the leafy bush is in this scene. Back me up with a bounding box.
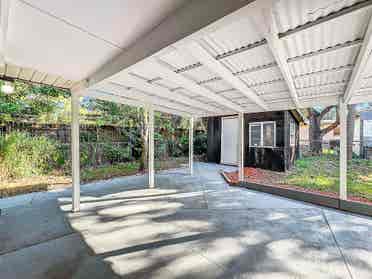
[0,132,63,179]
[194,133,207,155]
[102,143,132,163]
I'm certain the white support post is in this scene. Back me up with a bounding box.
[71,93,80,212]
[339,98,348,200]
[189,117,194,175]
[148,106,155,188]
[238,112,244,182]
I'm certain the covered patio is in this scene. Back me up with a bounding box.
[1,0,372,278]
[1,0,372,210]
[1,162,372,278]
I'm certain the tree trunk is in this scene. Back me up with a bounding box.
[307,106,339,155]
[308,111,322,155]
[139,109,148,171]
[347,104,356,160]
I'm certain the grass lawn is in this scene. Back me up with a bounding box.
[285,155,372,201]
[0,157,188,198]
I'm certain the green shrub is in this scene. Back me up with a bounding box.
[0,132,63,179]
[194,133,207,155]
[102,143,131,163]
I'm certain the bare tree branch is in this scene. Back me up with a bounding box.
[319,105,335,120]
[321,107,340,136]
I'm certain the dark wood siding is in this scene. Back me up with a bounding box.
[244,111,286,171]
[283,111,300,170]
[206,110,301,171]
[207,117,221,163]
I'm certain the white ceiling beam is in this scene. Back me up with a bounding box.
[146,60,244,112]
[344,13,372,103]
[182,42,269,111]
[111,74,223,114]
[0,0,11,65]
[87,0,257,87]
[87,90,192,117]
[262,9,300,109]
[298,95,339,108]
[94,82,203,116]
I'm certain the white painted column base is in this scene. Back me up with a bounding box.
[189,117,194,176]
[238,113,244,182]
[339,98,348,200]
[148,106,155,188]
[71,93,80,212]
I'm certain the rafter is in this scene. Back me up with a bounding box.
[87,0,256,87]
[111,74,222,114]
[182,42,268,110]
[88,90,192,117]
[344,12,372,103]
[94,82,204,116]
[146,60,244,112]
[263,9,300,108]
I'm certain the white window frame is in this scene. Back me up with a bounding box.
[364,120,372,137]
[290,118,296,146]
[249,121,276,148]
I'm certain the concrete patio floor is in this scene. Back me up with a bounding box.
[0,163,371,279]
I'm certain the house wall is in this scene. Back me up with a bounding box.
[206,117,221,163]
[206,110,300,172]
[299,117,361,155]
[244,111,286,171]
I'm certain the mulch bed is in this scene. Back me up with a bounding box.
[221,167,372,206]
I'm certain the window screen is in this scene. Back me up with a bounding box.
[263,122,275,147]
[249,121,276,147]
[365,120,372,137]
[290,119,296,146]
[250,124,261,147]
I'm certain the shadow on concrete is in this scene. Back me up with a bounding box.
[1,163,372,278]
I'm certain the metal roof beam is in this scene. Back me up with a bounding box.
[182,42,268,110]
[146,59,244,112]
[344,13,372,103]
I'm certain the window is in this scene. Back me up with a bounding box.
[249,121,276,147]
[365,120,372,137]
[290,118,296,146]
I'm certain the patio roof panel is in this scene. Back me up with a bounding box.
[275,0,367,34]
[181,66,217,84]
[281,7,371,59]
[2,0,372,116]
[288,45,359,77]
[294,68,352,89]
[211,44,276,73]
[238,66,284,85]
[201,17,264,57]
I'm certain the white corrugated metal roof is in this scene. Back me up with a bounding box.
[2,0,372,116]
[89,0,372,115]
[275,0,365,33]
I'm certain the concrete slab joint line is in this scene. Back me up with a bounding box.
[321,210,354,279]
